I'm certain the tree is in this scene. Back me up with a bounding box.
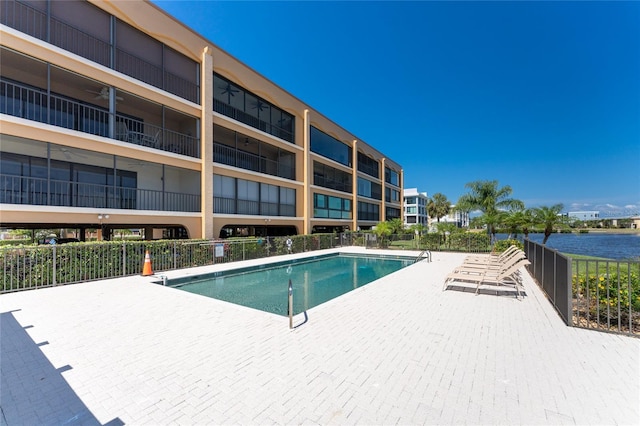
[503,208,535,239]
[532,204,564,244]
[456,180,524,242]
[373,221,393,248]
[386,218,406,235]
[427,193,451,223]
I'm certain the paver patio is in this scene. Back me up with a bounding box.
[1,248,638,425]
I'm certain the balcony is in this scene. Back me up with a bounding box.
[1,139,201,213]
[0,174,200,212]
[1,47,200,157]
[213,125,296,180]
[0,0,199,103]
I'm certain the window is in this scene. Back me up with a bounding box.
[313,161,352,193]
[310,126,352,167]
[385,167,400,186]
[314,193,352,219]
[357,152,379,178]
[357,177,381,200]
[213,73,294,143]
[214,174,295,216]
[385,187,400,203]
[357,201,379,221]
[386,207,401,220]
[405,197,416,205]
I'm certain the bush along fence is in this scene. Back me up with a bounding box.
[1,231,500,293]
[524,238,639,336]
[1,234,341,293]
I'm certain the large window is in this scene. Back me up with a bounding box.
[214,174,295,216]
[385,167,400,187]
[314,193,352,219]
[357,152,379,178]
[310,127,352,167]
[385,187,400,203]
[386,207,401,220]
[213,73,294,143]
[313,162,352,193]
[357,201,379,222]
[357,177,382,200]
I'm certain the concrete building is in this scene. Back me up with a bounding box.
[567,211,600,221]
[0,0,403,240]
[438,207,470,228]
[403,188,428,227]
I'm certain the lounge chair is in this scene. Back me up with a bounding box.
[443,257,530,298]
[464,245,521,264]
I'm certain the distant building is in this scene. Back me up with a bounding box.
[568,211,600,221]
[403,188,429,227]
[439,206,469,228]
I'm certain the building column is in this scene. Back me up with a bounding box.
[200,46,214,239]
[381,157,386,222]
[303,109,311,235]
[352,139,358,231]
[399,168,404,224]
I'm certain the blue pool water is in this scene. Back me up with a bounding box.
[166,253,415,316]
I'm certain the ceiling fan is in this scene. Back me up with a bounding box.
[220,83,239,97]
[251,100,268,111]
[56,147,88,160]
[86,87,124,102]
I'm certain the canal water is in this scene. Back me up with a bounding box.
[508,233,640,260]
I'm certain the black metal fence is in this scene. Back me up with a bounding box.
[524,238,639,336]
[524,238,572,325]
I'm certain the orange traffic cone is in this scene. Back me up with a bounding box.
[142,250,153,276]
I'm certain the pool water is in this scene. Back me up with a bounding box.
[167,253,415,316]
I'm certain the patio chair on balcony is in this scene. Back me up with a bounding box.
[115,121,130,142]
[141,129,161,148]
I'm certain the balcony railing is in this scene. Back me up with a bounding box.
[214,196,295,217]
[214,99,294,143]
[1,79,199,157]
[213,143,295,180]
[1,0,199,103]
[0,174,201,212]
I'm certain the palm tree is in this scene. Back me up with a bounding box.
[387,218,405,235]
[503,208,535,239]
[373,221,393,248]
[456,180,524,242]
[532,204,564,244]
[427,193,451,223]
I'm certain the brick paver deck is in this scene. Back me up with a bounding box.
[1,248,638,425]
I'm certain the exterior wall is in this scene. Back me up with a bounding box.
[0,0,402,239]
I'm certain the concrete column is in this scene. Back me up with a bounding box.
[381,157,386,222]
[200,46,214,239]
[303,109,311,235]
[352,139,358,231]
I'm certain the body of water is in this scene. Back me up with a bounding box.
[507,233,640,260]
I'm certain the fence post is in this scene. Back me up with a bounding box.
[52,245,57,286]
[566,256,573,327]
[122,241,127,276]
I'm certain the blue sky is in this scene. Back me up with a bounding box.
[155,0,640,217]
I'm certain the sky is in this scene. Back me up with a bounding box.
[154,0,640,217]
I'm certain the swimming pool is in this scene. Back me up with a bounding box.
[164,253,416,316]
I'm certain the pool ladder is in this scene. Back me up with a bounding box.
[415,250,431,263]
[288,279,293,329]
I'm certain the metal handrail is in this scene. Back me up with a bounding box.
[415,250,431,263]
[288,279,293,329]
